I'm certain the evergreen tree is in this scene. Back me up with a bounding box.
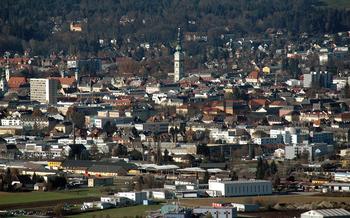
[256,157,269,179]
[203,170,210,184]
[270,160,278,175]
[343,82,350,98]
[89,144,99,160]
[230,171,238,181]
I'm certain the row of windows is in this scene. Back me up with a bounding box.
[226,184,270,194]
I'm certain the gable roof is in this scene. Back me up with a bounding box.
[49,77,76,86]
[8,77,27,89]
[247,71,260,79]
[301,209,350,217]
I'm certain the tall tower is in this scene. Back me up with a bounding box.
[0,72,8,93]
[174,28,184,82]
[5,65,10,82]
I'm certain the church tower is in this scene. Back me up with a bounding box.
[0,72,8,93]
[5,65,10,82]
[174,28,184,82]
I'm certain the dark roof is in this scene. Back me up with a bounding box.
[200,162,227,170]
[88,164,126,174]
[62,160,94,168]
[62,160,137,171]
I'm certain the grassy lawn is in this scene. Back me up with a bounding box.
[319,0,350,9]
[0,188,102,205]
[179,194,350,207]
[69,205,161,218]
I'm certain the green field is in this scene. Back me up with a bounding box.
[320,0,350,9]
[69,205,161,218]
[0,188,102,205]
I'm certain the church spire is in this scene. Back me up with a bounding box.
[173,27,184,82]
[176,27,182,51]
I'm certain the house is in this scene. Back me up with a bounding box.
[285,143,332,161]
[100,195,131,208]
[70,21,82,32]
[54,122,73,134]
[323,183,350,193]
[300,209,350,218]
[274,148,285,158]
[49,77,76,89]
[34,182,47,191]
[21,116,52,129]
[334,172,350,182]
[115,191,147,204]
[245,71,263,84]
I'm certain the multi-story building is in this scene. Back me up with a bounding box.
[285,143,332,161]
[208,179,272,197]
[115,191,147,204]
[270,127,308,145]
[303,71,333,88]
[30,78,58,104]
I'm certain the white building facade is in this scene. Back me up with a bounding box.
[208,179,272,197]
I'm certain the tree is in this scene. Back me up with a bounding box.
[163,148,172,163]
[203,170,210,183]
[230,171,238,181]
[169,127,175,142]
[270,160,278,175]
[343,82,350,98]
[103,121,116,137]
[53,203,65,217]
[204,213,213,218]
[89,144,99,160]
[256,157,269,179]
[112,144,128,157]
[47,176,67,191]
[133,176,143,191]
[32,108,43,117]
[131,127,139,139]
[186,128,195,143]
[66,106,85,129]
[128,149,143,160]
[47,106,59,114]
[272,175,281,189]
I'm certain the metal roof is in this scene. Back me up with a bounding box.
[302,209,350,217]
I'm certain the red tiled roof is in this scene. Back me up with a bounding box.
[49,77,76,86]
[270,100,288,106]
[8,77,27,89]
[249,99,268,106]
[0,57,30,65]
[247,71,260,79]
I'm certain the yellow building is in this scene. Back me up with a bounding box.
[128,169,141,175]
[47,160,63,169]
[263,66,271,74]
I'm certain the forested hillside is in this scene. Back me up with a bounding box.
[0,0,350,55]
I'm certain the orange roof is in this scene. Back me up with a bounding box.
[249,99,268,106]
[8,77,27,89]
[270,100,288,106]
[49,77,76,86]
[247,71,260,79]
